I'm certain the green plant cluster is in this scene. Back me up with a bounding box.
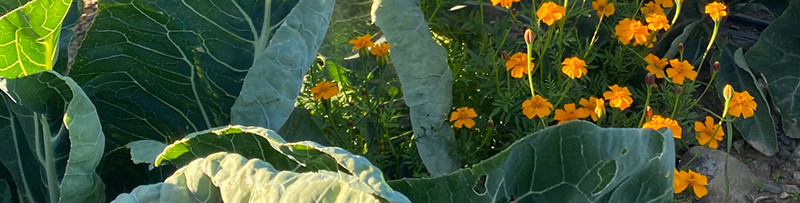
[0,0,798,202]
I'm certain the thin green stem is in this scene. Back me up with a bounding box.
[526,42,536,96]
[671,86,681,118]
[694,70,718,105]
[670,0,682,25]
[638,86,653,127]
[40,115,60,203]
[553,80,574,109]
[696,21,720,72]
[585,14,605,59]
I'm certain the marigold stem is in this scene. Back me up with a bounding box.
[697,21,721,72]
[638,85,653,127]
[526,41,536,97]
[671,0,682,25]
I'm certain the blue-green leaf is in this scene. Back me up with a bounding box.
[745,0,800,138]
[0,71,105,203]
[389,121,674,203]
[114,152,410,203]
[371,0,459,176]
[231,0,336,130]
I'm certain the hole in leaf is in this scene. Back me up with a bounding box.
[591,161,617,195]
[620,148,627,156]
[473,174,487,195]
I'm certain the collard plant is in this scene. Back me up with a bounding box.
[0,0,679,202]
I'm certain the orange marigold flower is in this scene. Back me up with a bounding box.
[675,169,708,198]
[592,0,615,17]
[643,115,682,139]
[728,91,757,118]
[695,116,724,149]
[522,95,553,119]
[603,84,634,111]
[310,81,339,100]
[349,34,374,50]
[505,52,534,78]
[646,13,671,31]
[370,43,390,56]
[644,53,669,78]
[666,59,698,85]
[537,2,566,26]
[640,2,665,16]
[491,0,521,8]
[705,1,727,21]
[579,96,603,121]
[615,18,651,46]
[654,0,674,8]
[561,57,588,79]
[554,103,591,124]
[450,107,478,129]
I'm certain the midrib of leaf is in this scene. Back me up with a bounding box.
[7,108,35,203]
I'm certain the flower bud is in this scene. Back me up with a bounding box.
[723,84,734,101]
[713,61,720,72]
[487,120,495,128]
[678,43,684,52]
[645,106,653,119]
[361,89,367,96]
[645,73,656,87]
[524,29,535,44]
[347,120,354,128]
[594,99,606,119]
[487,32,493,39]
[502,50,510,61]
[675,86,682,94]
[512,8,517,15]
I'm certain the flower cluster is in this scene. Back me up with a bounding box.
[349,34,391,57]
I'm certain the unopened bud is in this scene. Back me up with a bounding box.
[645,73,656,86]
[512,8,517,15]
[678,43,684,52]
[487,33,493,39]
[675,86,682,94]
[502,50,510,61]
[487,120,495,128]
[723,84,734,101]
[361,90,367,96]
[646,106,653,119]
[524,29,534,44]
[347,120,354,128]
[713,61,720,72]
[594,99,606,119]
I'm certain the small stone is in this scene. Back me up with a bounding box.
[793,171,800,183]
[779,147,793,160]
[733,140,745,152]
[785,185,800,194]
[780,192,790,199]
[765,183,782,194]
[680,147,755,203]
[781,135,792,145]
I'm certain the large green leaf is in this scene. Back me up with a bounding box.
[745,0,800,138]
[388,121,674,202]
[68,0,334,195]
[230,0,336,130]
[113,152,410,203]
[715,46,778,155]
[154,125,396,197]
[0,0,72,78]
[0,71,105,203]
[371,0,459,176]
[145,125,409,202]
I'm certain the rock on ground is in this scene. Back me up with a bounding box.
[680,146,755,203]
